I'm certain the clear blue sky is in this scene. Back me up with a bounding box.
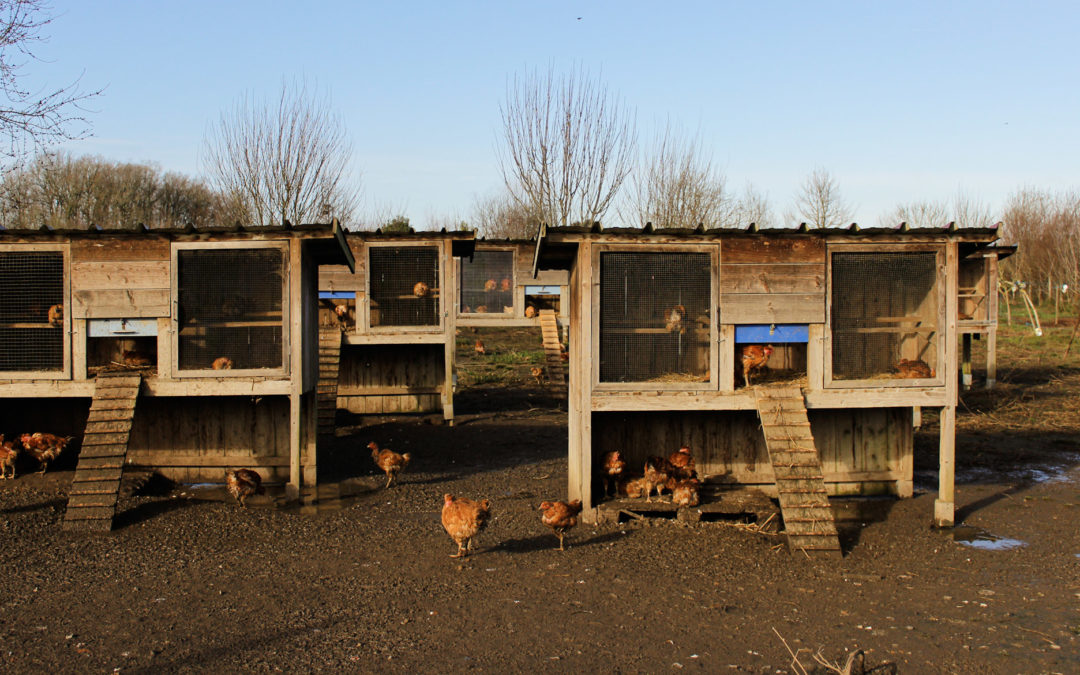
[24,1,1080,228]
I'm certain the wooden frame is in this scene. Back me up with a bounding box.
[823,242,946,389]
[0,242,71,380]
[363,240,446,334]
[170,240,291,378]
[591,242,719,392]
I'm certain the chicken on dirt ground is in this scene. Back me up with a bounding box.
[19,433,71,474]
[225,469,264,507]
[0,435,17,479]
[441,494,491,558]
[601,450,627,497]
[539,499,582,551]
[368,441,411,488]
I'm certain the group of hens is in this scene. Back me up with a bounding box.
[0,432,73,479]
[600,446,700,506]
[224,439,586,556]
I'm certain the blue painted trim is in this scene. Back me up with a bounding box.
[319,291,355,299]
[734,324,809,343]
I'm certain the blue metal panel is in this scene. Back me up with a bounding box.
[734,324,809,343]
[88,318,159,337]
[319,291,355,299]
[525,285,561,294]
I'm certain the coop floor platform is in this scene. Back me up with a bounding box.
[597,486,781,526]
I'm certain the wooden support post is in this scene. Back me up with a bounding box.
[986,326,997,389]
[443,241,456,425]
[570,242,595,523]
[806,323,824,391]
[287,239,303,499]
[934,404,957,527]
[961,333,972,391]
[985,251,999,389]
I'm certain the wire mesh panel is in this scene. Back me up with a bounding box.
[177,248,285,370]
[369,246,439,327]
[600,251,711,383]
[831,251,939,381]
[0,251,64,372]
[460,250,514,315]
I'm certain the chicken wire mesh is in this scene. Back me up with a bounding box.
[460,250,514,315]
[369,246,439,327]
[0,251,64,372]
[831,251,939,380]
[600,252,711,383]
[177,248,285,370]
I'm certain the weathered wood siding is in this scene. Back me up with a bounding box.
[720,237,826,324]
[70,240,171,318]
[335,344,444,414]
[127,395,291,482]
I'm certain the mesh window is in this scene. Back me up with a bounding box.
[460,250,514,315]
[177,248,285,370]
[831,252,939,380]
[369,246,439,327]
[600,252,711,383]
[0,251,64,372]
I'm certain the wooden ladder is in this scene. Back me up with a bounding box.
[538,309,566,384]
[63,372,142,532]
[754,386,841,556]
[317,325,343,437]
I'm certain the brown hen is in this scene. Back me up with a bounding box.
[367,441,411,488]
[539,499,583,551]
[0,434,17,479]
[643,455,674,502]
[667,445,697,481]
[19,433,71,474]
[892,358,935,379]
[441,493,491,558]
[739,344,774,387]
[600,450,627,497]
[671,478,701,507]
[225,468,264,507]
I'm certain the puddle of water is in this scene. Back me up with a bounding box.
[952,526,1027,551]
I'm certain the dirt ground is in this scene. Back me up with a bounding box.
[2,324,1079,673]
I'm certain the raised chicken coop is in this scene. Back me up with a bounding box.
[455,240,569,327]
[317,229,474,424]
[534,222,1006,547]
[0,222,354,524]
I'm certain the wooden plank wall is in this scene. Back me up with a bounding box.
[720,238,826,324]
[127,395,290,481]
[590,408,906,493]
[335,343,444,414]
[958,257,988,321]
[69,240,171,318]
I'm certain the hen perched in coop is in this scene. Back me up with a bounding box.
[600,450,627,497]
[891,358,935,379]
[499,277,512,292]
[367,441,411,488]
[441,493,491,558]
[539,499,583,551]
[671,478,701,507]
[739,344,774,386]
[643,455,675,502]
[47,303,63,327]
[667,445,697,481]
[0,435,17,479]
[225,468,264,507]
[413,281,430,298]
[212,356,234,370]
[665,304,687,334]
[19,433,71,474]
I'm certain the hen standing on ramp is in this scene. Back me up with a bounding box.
[441,494,491,558]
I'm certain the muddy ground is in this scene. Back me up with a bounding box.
[1,324,1079,673]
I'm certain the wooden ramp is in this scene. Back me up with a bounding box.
[754,386,841,556]
[63,372,141,532]
[538,309,566,384]
[317,325,343,437]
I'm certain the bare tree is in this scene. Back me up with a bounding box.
[881,192,996,229]
[0,1,100,161]
[620,122,732,228]
[791,168,852,228]
[730,183,775,229]
[498,65,636,226]
[1001,187,1080,303]
[0,151,224,228]
[471,189,541,239]
[202,79,361,226]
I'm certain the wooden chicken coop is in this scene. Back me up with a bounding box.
[455,239,569,327]
[317,229,474,427]
[534,222,1006,552]
[0,220,354,530]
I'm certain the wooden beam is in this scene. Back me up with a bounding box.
[288,239,304,497]
[961,333,972,390]
[934,404,956,527]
